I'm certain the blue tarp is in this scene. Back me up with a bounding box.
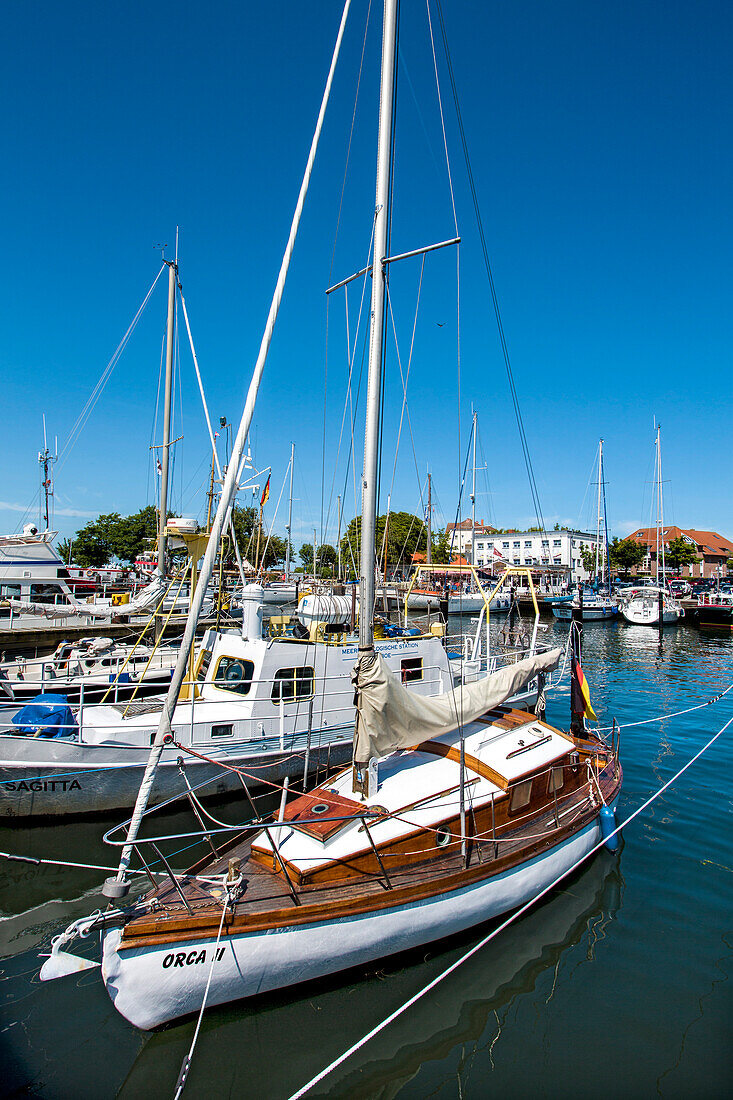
[12,694,77,738]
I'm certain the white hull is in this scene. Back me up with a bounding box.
[552,603,617,621]
[619,590,683,625]
[620,605,681,625]
[101,817,605,1030]
[408,593,510,614]
[0,724,353,816]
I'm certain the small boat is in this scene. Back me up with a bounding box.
[552,589,618,621]
[0,635,180,704]
[554,442,617,621]
[619,426,682,626]
[693,589,733,630]
[618,585,683,625]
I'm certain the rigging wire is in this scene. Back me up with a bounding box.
[321,0,373,552]
[433,0,547,537]
[57,264,166,474]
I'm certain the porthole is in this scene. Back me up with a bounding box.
[435,826,452,848]
[310,803,330,815]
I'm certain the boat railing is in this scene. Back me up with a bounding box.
[98,734,620,890]
[4,661,449,743]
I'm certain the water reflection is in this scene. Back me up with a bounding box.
[115,856,622,1100]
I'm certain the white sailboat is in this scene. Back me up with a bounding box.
[619,425,683,625]
[553,440,617,621]
[39,0,622,1031]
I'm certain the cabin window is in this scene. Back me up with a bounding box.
[211,723,234,738]
[271,666,315,704]
[196,649,213,683]
[213,656,255,695]
[401,657,423,683]
[509,779,533,813]
[30,583,62,604]
[435,826,452,848]
[0,584,22,598]
[548,766,564,794]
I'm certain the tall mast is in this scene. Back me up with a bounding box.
[156,258,177,575]
[595,439,602,583]
[285,442,295,576]
[470,409,477,567]
[358,0,398,655]
[426,471,432,565]
[38,414,54,530]
[655,424,660,589]
[337,493,342,581]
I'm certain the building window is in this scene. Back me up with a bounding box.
[553,539,561,547]
[272,666,315,703]
[477,542,484,550]
[213,656,255,695]
[513,541,520,549]
[502,541,510,549]
[401,657,423,682]
[541,540,549,547]
[524,541,532,548]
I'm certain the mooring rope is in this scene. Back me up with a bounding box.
[173,883,235,1100]
[594,681,733,733]
[287,710,733,1100]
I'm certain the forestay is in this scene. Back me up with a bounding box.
[353,648,562,763]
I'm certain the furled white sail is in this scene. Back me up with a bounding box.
[353,648,563,764]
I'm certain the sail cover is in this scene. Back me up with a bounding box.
[353,647,563,764]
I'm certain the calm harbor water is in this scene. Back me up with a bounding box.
[0,619,731,1098]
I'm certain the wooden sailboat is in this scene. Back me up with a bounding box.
[40,0,622,1031]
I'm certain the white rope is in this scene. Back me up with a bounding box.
[595,681,733,733]
[287,711,733,1100]
[58,265,166,471]
[173,887,233,1100]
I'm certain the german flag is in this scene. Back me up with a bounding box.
[571,653,597,722]
[260,475,270,508]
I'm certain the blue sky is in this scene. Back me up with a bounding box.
[2,0,731,556]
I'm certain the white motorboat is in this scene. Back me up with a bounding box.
[0,635,180,704]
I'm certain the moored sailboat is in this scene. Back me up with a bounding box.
[39,0,622,1033]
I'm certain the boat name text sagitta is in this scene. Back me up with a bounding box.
[4,779,82,792]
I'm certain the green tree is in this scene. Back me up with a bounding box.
[579,543,599,576]
[230,506,259,561]
[609,537,647,576]
[56,537,73,564]
[431,527,452,564]
[109,505,158,563]
[340,512,427,577]
[71,512,121,567]
[316,543,337,577]
[665,536,700,572]
[260,534,288,570]
[299,543,314,571]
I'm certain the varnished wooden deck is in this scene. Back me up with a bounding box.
[120,761,621,950]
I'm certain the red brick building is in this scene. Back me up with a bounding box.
[625,526,732,579]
